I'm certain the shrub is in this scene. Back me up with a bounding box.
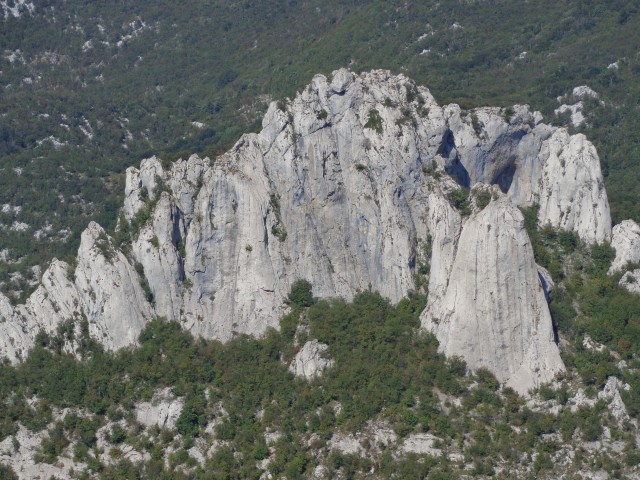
[364,109,383,134]
[288,279,314,308]
[475,190,491,209]
[448,188,471,216]
[504,106,515,122]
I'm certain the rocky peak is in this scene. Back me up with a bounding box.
[441,102,611,243]
[0,68,615,393]
[421,194,565,393]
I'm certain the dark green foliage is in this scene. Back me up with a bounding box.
[0,464,18,480]
[305,292,466,430]
[447,188,471,216]
[474,368,500,391]
[519,207,640,416]
[287,279,314,308]
[176,394,207,438]
[364,109,383,134]
[1,283,638,476]
[279,309,302,343]
[134,262,154,304]
[470,113,482,134]
[587,242,616,276]
[503,106,515,122]
[269,193,287,242]
[625,448,640,467]
[270,224,287,242]
[37,422,69,464]
[109,424,127,444]
[474,190,492,210]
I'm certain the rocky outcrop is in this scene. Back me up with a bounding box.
[0,293,31,364]
[619,269,640,295]
[0,222,152,362]
[534,130,610,244]
[0,424,74,480]
[121,70,461,342]
[609,219,640,274]
[400,433,444,456]
[289,340,334,380]
[441,104,611,243]
[135,388,185,430]
[1,69,611,392]
[569,376,630,421]
[422,195,565,394]
[117,70,607,346]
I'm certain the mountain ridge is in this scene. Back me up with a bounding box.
[0,68,619,396]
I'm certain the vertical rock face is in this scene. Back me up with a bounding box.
[609,220,640,274]
[0,222,153,362]
[534,130,611,244]
[0,293,30,363]
[123,70,461,342]
[422,196,565,394]
[71,223,153,348]
[442,104,611,243]
[1,68,613,393]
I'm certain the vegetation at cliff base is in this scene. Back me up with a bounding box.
[0,278,638,478]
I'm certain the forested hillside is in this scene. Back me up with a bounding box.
[0,0,639,300]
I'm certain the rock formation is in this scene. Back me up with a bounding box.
[441,104,611,243]
[0,222,152,363]
[421,194,565,393]
[135,388,185,430]
[0,68,614,392]
[619,270,640,295]
[289,340,334,380]
[609,219,640,274]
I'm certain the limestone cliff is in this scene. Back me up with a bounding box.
[421,194,565,393]
[0,69,613,392]
[442,105,611,243]
[0,223,152,362]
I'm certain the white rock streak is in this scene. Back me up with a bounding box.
[609,220,640,274]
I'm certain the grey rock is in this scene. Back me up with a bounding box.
[534,130,610,244]
[0,222,153,363]
[422,195,565,394]
[619,269,640,295]
[289,340,334,380]
[442,104,610,243]
[537,265,554,303]
[0,69,611,394]
[0,293,30,363]
[399,432,443,456]
[609,219,640,274]
[0,424,74,480]
[135,388,185,430]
